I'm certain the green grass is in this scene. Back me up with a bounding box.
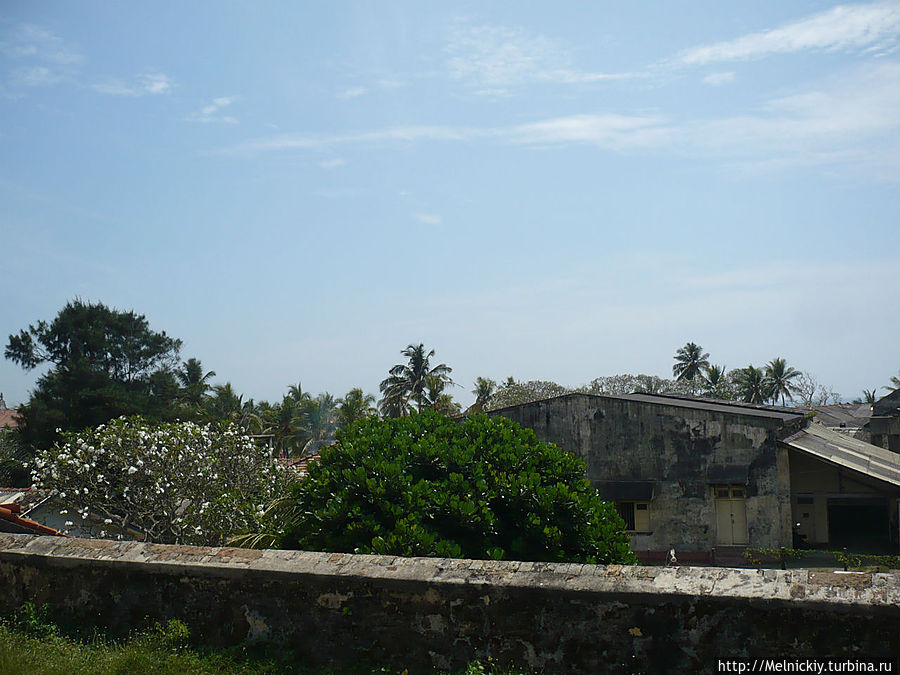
[0,604,528,675]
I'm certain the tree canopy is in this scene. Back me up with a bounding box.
[269,411,636,564]
[379,343,454,416]
[6,300,185,448]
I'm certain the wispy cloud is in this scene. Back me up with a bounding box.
[92,72,173,96]
[186,96,238,123]
[1,24,83,87]
[677,1,900,65]
[319,158,346,169]
[224,59,900,179]
[337,86,367,100]
[446,23,635,94]
[413,213,442,226]
[510,114,672,150]
[703,71,736,86]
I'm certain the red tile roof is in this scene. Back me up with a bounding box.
[0,504,66,537]
[0,407,20,429]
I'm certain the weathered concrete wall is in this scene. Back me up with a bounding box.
[489,394,800,553]
[1,534,898,673]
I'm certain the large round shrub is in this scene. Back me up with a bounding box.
[277,411,636,564]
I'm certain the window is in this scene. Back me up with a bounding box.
[616,501,651,532]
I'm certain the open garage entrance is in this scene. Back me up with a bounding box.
[827,498,891,553]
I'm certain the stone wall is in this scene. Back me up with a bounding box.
[489,394,799,552]
[1,534,898,673]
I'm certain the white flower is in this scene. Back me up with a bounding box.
[104,518,112,524]
[64,521,73,527]
[127,466,138,474]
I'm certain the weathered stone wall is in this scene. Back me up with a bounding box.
[489,394,799,552]
[1,534,898,673]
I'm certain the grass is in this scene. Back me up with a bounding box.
[0,603,528,675]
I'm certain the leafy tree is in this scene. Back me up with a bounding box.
[735,365,771,404]
[338,388,376,429]
[580,374,692,397]
[672,342,710,393]
[764,358,802,406]
[485,380,570,411]
[426,377,461,416]
[5,300,183,448]
[202,382,243,421]
[31,417,288,546]
[379,343,454,415]
[265,411,636,564]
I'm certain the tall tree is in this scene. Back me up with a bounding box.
[672,342,710,393]
[470,377,497,413]
[176,357,216,406]
[764,357,802,406]
[379,343,454,415]
[338,388,376,429]
[306,392,339,441]
[736,365,770,404]
[886,370,900,392]
[5,300,183,447]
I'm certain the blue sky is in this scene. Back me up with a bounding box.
[2,1,899,408]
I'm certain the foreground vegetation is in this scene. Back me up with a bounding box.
[241,411,636,565]
[0,605,526,675]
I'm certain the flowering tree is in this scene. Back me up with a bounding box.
[31,417,288,545]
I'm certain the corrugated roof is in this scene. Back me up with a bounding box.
[782,424,900,488]
[621,393,803,422]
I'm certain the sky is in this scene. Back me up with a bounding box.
[1,1,899,409]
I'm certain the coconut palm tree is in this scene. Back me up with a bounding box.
[672,342,710,393]
[379,343,454,414]
[338,388,376,428]
[264,395,310,456]
[470,377,497,413]
[886,370,900,392]
[764,357,802,406]
[306,392,339,441]
[735,365,770,404]
[176,357,216,405]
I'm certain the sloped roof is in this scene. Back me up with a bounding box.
[0,503,66,536]
[0,407,20,429]
[781,424,900,488]
[791,403,871,429]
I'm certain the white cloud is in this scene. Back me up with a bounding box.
[337,86,367,100]
[510,114,672,150]
[187,95,238,123]
[92,72,173,96]
[678,1,900,65]
[413,213,442,226]
[319,158,346,169]
[703,71,736,86]
[446,23,635,93]
[690,61,900,174]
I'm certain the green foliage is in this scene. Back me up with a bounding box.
[484,380,570,411]
[0,427,30,485]
[379,343,454,416]
[274,411,636,564]
[5,300,184,448]
[672,342,710,391]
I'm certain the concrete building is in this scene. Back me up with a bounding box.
[489,393,900,563]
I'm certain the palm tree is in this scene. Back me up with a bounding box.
[426,377,461,416]
[176,357,216,405]
[862,389,877,405]
[306,392,339,441]
[470,377,497,413]
[702,364,726,391]
[287,381,312,404]
[672,342,710,393]
[205,382,243,421]
[263,395,310,456]
[764,357,802,406]
[338,388,376,428]
[735,365,770,404]
[886,370,900,392]
[379,343,454,414]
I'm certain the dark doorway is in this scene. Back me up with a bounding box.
[827,498,891,553]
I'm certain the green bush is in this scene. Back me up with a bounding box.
[275,411,636,564]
